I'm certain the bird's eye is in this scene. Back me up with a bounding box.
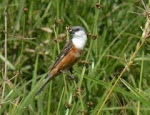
[76,28,79,31]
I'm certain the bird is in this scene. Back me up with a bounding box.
[36,26,87,94]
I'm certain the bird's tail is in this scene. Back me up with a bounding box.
[36,74,53,95]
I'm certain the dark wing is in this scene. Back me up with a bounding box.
[50,40,73,70]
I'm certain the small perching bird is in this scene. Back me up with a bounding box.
[36,26,87,94]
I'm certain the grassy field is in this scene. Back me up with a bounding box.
[1,0,150,114]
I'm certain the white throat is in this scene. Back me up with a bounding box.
[72,34,87,50]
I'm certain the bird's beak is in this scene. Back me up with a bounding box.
[69,28,75,34]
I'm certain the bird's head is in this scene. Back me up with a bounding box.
[69,26,86,37]
[69,26,87,50]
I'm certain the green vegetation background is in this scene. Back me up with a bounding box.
[0,0,150,114]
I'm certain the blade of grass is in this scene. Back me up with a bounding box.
[96,16,149,114]
[137,49,144,115]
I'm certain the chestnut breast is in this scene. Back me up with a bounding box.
[51,45,82,76]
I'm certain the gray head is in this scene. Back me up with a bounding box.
[69,26,86,37]
[70,26,87,49]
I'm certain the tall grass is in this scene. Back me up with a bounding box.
[0,0,150,114]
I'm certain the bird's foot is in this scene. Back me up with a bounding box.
[67,75,78,82]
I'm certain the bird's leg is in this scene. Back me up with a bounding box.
[69,67,73,74]
[67,67,74,80]
[61,68,78,81]
[67,67,78,81]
